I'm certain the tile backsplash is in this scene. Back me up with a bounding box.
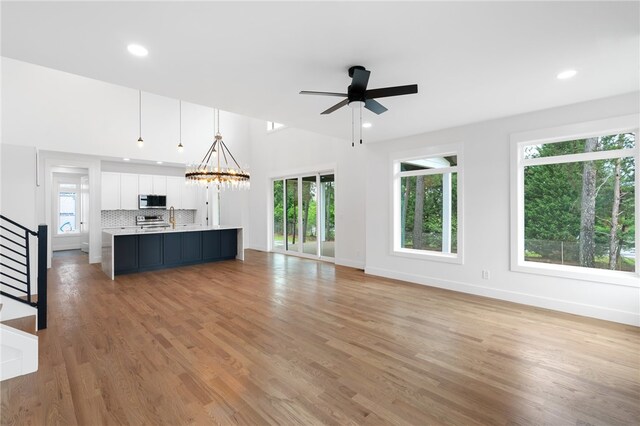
[101,209,197,228]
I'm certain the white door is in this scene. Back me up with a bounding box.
[80,175,90,253]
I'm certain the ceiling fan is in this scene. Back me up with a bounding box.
[300,65,418,116]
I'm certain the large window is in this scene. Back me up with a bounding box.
[512,116,638,284]
[393,149,461,262]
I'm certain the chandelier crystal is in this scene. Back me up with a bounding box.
[185,109,250,190]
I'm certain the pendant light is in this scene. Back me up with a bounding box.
[177,100,184,153]
[137,89,144,148]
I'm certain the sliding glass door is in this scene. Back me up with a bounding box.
[272,172,335,260]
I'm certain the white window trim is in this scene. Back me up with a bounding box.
[390,143,464,264]
[510,114,640,287]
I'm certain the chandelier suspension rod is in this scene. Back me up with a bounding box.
[199,139,217,166]
[219,139,243,170]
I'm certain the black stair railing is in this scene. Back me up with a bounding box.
[0,215,48,330]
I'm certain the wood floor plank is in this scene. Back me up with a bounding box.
[1,250,638,425]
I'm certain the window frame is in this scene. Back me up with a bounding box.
[510,114,639,287]
[390,144,464,264]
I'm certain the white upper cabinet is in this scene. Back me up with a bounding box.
[102,172,198,211]
[182,184,199,210]
[120,173,139,210]
[152,175,167,195]
[138,175,153,194]
[101,172,121,210]
[166,177,183,209]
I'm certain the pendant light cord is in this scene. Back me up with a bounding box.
[179,100,182,143]
[139,90,142,138]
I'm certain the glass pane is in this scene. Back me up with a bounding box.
[320,174,335,258]
[302,176,317,255]
[401,155,457,171]
[400,172,457,253]
[524,156,635,271]
[285,178,298,252]
[58,191,78,234]
[523,132,635,159]
[273,180,284,250]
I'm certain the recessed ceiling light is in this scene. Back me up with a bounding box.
[127,44,148,57]
[557,69,577,80]
[362,122,372,128]
[123,158,130,161]
[156,161,163,165]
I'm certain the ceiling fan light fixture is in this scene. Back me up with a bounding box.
[349,101,365,109]
[362,122,372,128]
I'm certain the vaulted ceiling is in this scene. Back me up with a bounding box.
[2,1,638,142]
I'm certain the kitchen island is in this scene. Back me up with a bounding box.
[102,225,243,280]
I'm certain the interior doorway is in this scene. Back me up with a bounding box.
[50,167,90,260]
[272,172,335,261]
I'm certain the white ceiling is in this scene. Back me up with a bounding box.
[2,1,638,143]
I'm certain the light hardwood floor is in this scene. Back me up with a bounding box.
[1,250,639,425]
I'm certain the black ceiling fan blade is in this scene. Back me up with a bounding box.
[300,90,348,97]
[364,99,388,115]
[321,98,349,115]
[365,84,418,99]
[351,68,370,92]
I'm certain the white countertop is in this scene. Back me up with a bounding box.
[102,225,242,236]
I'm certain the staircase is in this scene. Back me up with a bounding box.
[0,215,47,381]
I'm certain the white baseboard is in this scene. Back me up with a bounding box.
[52,243,81,251]
[365,266,640,326]
[245,244,268,252]
[335,258,365,270]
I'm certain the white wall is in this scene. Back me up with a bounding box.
[247,123,366,268]
[0,144,38,294]
[1,57,233,165]
[365,92,640,326]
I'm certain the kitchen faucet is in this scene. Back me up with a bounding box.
[169,206,176,229]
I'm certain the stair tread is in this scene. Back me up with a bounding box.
[1,315,36,335]
[0,344,22,361]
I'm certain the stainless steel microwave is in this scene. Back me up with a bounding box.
[138,194,167,209]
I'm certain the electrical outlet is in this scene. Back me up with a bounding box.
[482,270,490,280]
